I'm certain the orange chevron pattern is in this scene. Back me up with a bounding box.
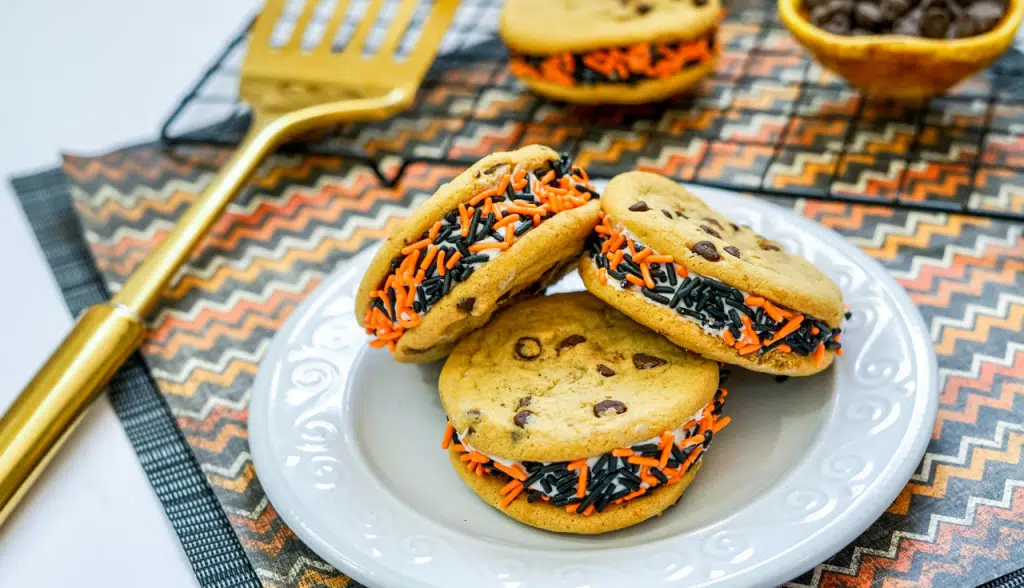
[57,3,1024,583]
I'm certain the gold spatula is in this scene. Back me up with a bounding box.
[0,0,460,526]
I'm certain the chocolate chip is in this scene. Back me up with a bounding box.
[704,217,723,229]
[513,410,534,428]
[691,240,721,261]
[517,396,531,409]
[593,399,628,417]
[881,0,911,21]
[700,225,721,238]
[724,246,741,258]
[675,210,688,219]
[854,2,883,28]
[557,334,586,352]
[633,353,667,369]
[760,241,781,251]
[466,409,481,421]
[514,337,542,360]
[628,201,650,212]
[694,0,708,6]
[921,3,952,38]
[456,297,476,313]
[729,222,739,231]
[596,364,616,377]
[662,209,673,218]
[636,2,652,15]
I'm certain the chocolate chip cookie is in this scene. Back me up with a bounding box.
[579,171,846,376]
[355,145,601,363]
[440,292,727,533]
[501,0,723,104]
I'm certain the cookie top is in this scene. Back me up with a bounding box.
[602,172,844,327]
[439,292,719,462]
[500,0,723,55]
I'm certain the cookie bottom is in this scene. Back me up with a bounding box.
[448,445,700,534]
[514,54,717,105]
[580,256,833,376]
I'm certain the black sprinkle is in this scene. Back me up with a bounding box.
[666,263,678,286]
[593,454,611,474]
[467,207,482,243]
[540,479,553,494]
[456,239,471,258]
[442,270,454,295]
[641,288,671,304]
[845,311,853,320]
[631,443,659,454]
[515,219,533,236]
[386,287,398,320]
[607,269,626,280]
[527,490,542,503]
[651,468,669,484]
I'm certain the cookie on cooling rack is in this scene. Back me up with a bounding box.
[355,145,601,363]
[440,292,729,534]
[579,171,845,376]
[500,0,722,104]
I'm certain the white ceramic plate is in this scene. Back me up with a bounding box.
[249,185,937,588]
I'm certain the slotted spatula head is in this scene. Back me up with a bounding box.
[241,0,460,118]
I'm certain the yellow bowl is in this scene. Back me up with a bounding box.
[779,0,1024,100]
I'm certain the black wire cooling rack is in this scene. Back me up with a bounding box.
[160,0,1024,221]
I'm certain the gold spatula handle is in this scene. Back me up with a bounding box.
[0,304,144,524]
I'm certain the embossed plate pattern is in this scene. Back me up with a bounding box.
[249,184,937,588]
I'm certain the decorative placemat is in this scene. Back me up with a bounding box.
[10,0,1024,586]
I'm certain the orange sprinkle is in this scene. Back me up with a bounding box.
[567,459,587,471]
[680,446,703,472]
[769,315,805,344]
[811,326,820,336]
[500,479,521,495]
[368,339,390,349]
[833,333,842,342]
[627,456,661,467]
[776,344,792,352]
[565,503,580,513]
[612,448,634,457]
[738,343,761,355]
[420,245,438,271]
[679,434,705,449]
[452,444,465,453]
[762,301,785,323]
[428,221,442,241]
[466,451,490,463]
[400,238,431,255]
[500,484,524,508]
[640,263,656,289]
[469,187,498,206]
[740,314,760,346]
[497,173,511,196]
[459,453,475,463]
[493,462,528,481]
[647,254,674,263]
[504,224,515,245]
[510,464,528,480]
[469,242,510,253]
[814,342,825,368]
[744,295,765,307]
[659,432,674,468]
[540,170,555,184]
[446,251,462,269]
[836,348,844,356]
[493,214,520,230]
[599,267,608,284]
[723,330,735,346]
[583,505,596,517]
[436,249,447,277]
[712,416,731,434]
[625,274,646,288]
[633,248,653,263]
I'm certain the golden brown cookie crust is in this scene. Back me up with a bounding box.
[602,172,844,327]
[500,0,723,54]
[579,256,832,376]
[515,56,717,105]
[448,444,700,534]
[440,292,718,462]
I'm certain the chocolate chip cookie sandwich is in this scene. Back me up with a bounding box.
[500,0,723,104]
[356,146,600,363]
[440,292,729,534]
[580,172,846,377]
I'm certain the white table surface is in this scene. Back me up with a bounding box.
[0,0,258,585]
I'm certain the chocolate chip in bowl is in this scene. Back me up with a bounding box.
[779,0,1024,99]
